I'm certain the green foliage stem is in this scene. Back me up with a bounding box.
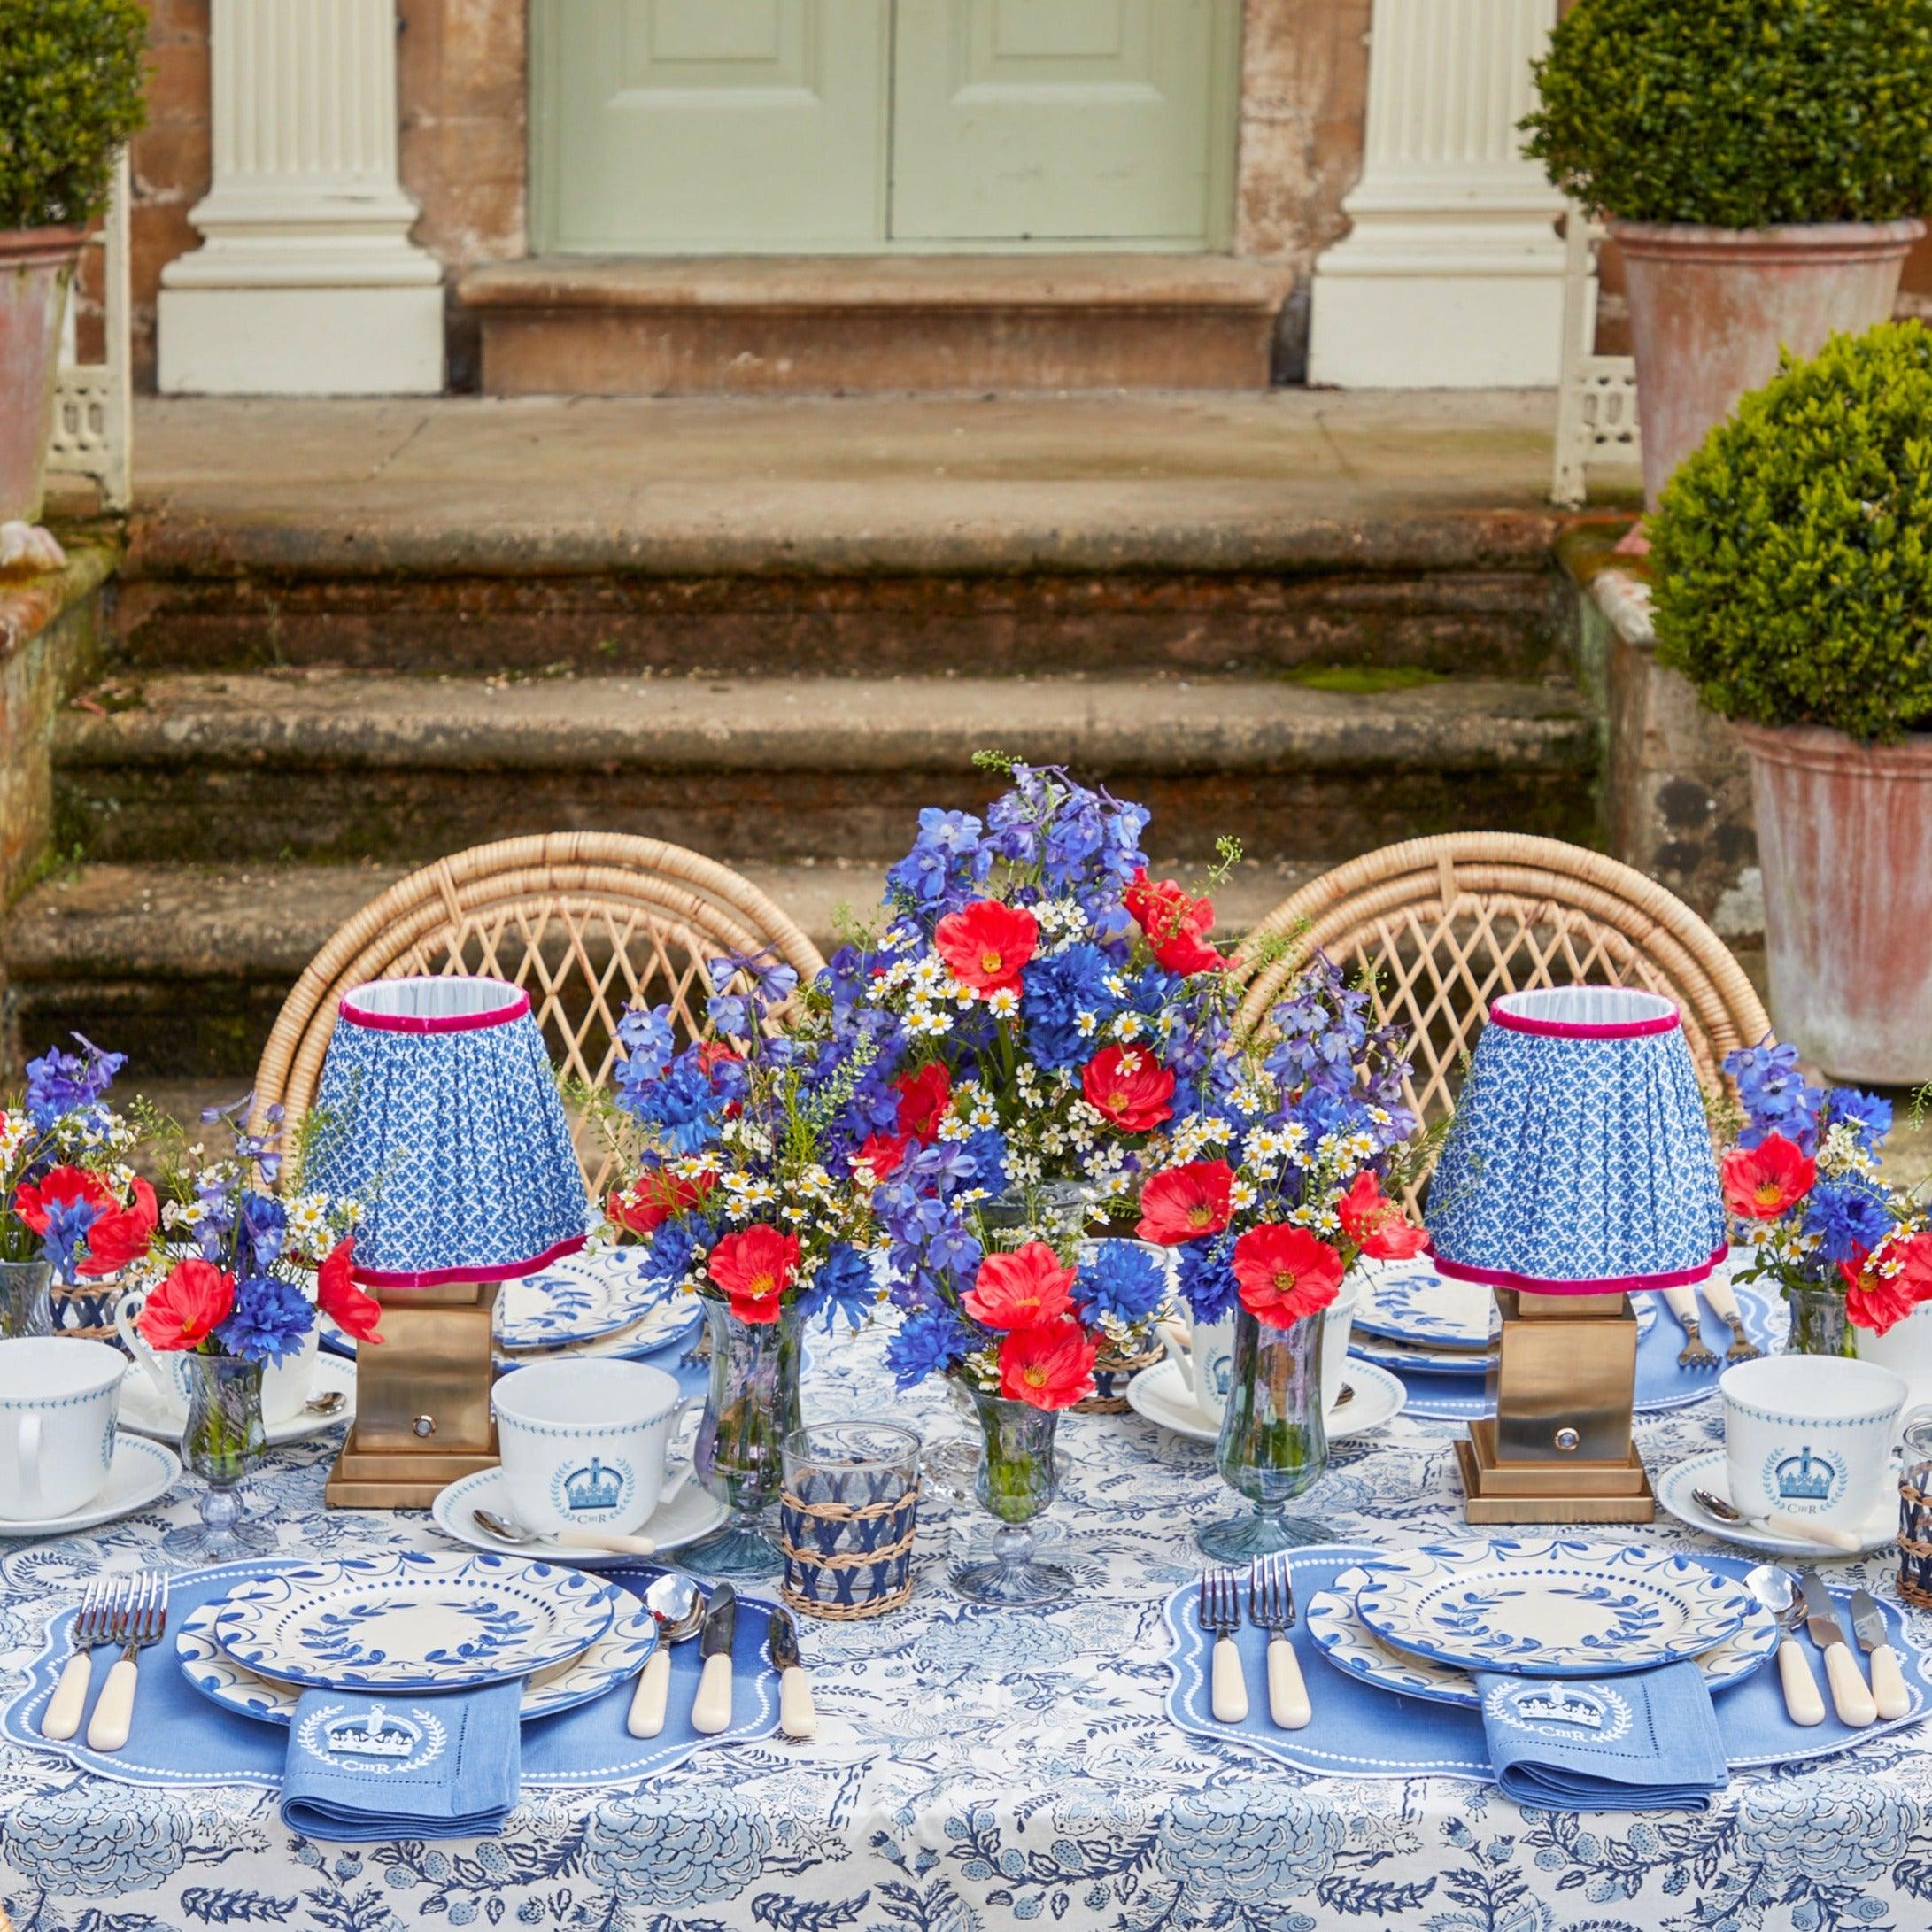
[0,0,149,230]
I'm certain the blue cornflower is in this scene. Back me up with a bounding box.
[620,1055,730,1154]
[961,1127,1009,1198]
[38,1196,101,1283]
[645,1216,717,1287]
[1803,1180,1892,1264]
[215,1272,315,1364]
[1824,1088,1893,1150]
[1177,1239,1237,1325]
[1075,1240,1170,1326]
[1021,942,1113,1070]
[795,1243,877,1334]
[885,1307,970,1388]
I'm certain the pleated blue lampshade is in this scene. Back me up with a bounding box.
[303,977,589,1287]
[1425,985,1727,1295]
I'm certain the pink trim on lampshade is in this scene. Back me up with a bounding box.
[1488,990,1681,1041]
[337,985,532,1035]
[351,1230,587,1290]
[1434,1242,1727,1297]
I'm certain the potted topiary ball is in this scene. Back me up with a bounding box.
[1651,321,1932,1081]
[1524,0,1932,510]
[0,0,146,526]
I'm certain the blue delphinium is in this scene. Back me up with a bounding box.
[1074,1240,1169,1327]
[37,1195,101,1281]
[1803,1179,1893,1264]
[23,1034,126,1133]
[216,1271,315,1364]
[885,1306,972,1388]
[886,808,989,912]
[1725,1039,1823,1152]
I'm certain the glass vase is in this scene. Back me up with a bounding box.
[949,1383,1074,1606]
[686,1297,803,1578]
[166,1353,277,1560]
[1200,1306,1329,1560]
[0,1258,53,1340]
[1786,1286,1853,1358]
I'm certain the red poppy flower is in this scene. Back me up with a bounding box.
[894,1062,953,1144]
[998,1318,1099,1410]
[607,1166,716,1237]
[1080,1045,1176,1134]
[963,1241,1078,1332]
[851,1132,913,1181]
[1135,1161,1236,1245]
[316,1238,383,1343]
[707,1225,800,1324]
[1336,1171,1429,1262]
[1124,869,1229,977]
[12,1165,114,1236]
[934,900,1039,997]
[1232,1225,1344,1328]
[137,1257,236,1350]
[1720,1134,1816,1220]
[73,1177,158,1279]
[1841,1231,1932,1334]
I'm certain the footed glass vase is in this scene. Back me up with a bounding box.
[1786,1286,1852,1358]
[1200,1306,1329,1560]
[949,1384,1073,1606]
[0,1259,52,1340]
[166,1353,276,1560]
[688,1299,803,1578]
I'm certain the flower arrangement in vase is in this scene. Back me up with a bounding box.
[1718,1040,1930,1356]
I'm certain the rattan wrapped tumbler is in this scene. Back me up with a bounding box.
[780,1420,921,1620]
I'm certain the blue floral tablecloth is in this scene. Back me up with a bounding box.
[5,1328,1932,1932]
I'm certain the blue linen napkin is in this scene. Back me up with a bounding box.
[280,1683,522,1841]
[1473,1663,1728,1812]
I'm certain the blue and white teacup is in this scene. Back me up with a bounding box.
[1721,1353,1907,1535]
[0,1337,125,1521]
[1160,1269,1361,1429]
[493,1357,696,1538]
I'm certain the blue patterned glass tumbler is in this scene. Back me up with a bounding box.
[1199,1306,1329,1561]
[779,1419,922,1619]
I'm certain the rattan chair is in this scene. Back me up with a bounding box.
[252,833,825,1194]
[1234,834,1768,1194]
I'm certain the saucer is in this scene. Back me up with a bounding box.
[1656,1449,1898,1557]
[0,1435,181,1538]
[1124,1356,1406,1444]
[429,1464,728,1564]
[118,1352,356,1447]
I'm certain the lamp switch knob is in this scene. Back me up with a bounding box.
[413,1414,436,1438]
[1554,1426,1580,1452]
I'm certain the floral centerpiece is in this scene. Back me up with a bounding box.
[1718,1040,1930,1356]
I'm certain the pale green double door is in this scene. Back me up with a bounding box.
[532,0,1238,253]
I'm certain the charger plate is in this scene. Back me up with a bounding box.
[1351,1537,1754,1676]
[1352,1261,1500,1349]
[494,1250,669,1349]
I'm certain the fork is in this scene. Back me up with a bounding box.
[1701,1271,1762,1363]
[1200,1568,1248,1723]
[1249,1556,1312,1730]
[1661,1284,1718,1369]
[41,1577,121,1741]
[86,1571,166,1752]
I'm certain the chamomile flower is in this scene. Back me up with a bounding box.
[987,987,1021,1019]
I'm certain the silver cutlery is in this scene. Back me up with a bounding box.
[1690,1485,1863,1554]
[1745,1564,1824,1726]
[472,1506,657,1557]
[1249,1555,1310,1730]
[1333,1383,1355,1410]
[86,1571,167,1751]
[627,1573,705,1739]
[769,1606,817,1742]
[304,1390,347,1417]
[1700,1273,1761,1362]
[1661,1284,1718,1369]
[1851,1588,1912,1720]
[42,1577,120,1741]
[1200,1567,1248,1723]
[691,1580,738,1735]
[1799,1571,1876,1727]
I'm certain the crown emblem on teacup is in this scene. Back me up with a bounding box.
[1511,1688,1606,1730]
[562,1457,624,1512]
[1775,1448,1835,1503]
[322,1706,419,1759]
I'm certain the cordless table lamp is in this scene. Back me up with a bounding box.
[302,976,590,1508]
[1425,986,1727,1524]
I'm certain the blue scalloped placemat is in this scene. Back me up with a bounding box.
[3,1557,778,1792]
[1165,1542,1932,1784]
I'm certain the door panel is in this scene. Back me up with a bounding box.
[886,0,1232,243]
[534,0,890,251]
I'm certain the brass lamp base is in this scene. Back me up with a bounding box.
[325,1437,501,1511]
[1455,1421,1657,1525]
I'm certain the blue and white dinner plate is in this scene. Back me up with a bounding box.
[1307,1561,1778,1708]
[211,1550,623,1692]
[1352,1261,1499,1349]
[1350,1289,1657,1379]
[494,1249,669,1351]
[177,1595,656,1725]
[1352,1537,1756,1677]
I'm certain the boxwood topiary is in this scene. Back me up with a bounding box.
[1650,322,1932,744]
[1523,0,1932,228]
[0,0,147,231]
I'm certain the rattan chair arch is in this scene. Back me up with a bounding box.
[252,833,826,1194]
[1234,834,1768,1190]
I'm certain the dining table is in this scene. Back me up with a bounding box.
[4,1314,1931,1932]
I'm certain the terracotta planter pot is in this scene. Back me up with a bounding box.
[1735,720,1932,1083]
[1611,220,1923,509]
[0,226,85,526]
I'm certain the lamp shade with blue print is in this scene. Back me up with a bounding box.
[1425,985,1726,1296]
[304,977,589,1287]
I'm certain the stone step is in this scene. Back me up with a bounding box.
[52,668,1600,868]
[457,254,1290,397]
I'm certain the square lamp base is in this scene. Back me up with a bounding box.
[1455,1418,1657,1526]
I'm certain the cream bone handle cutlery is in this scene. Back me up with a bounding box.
[86,1570,167,1752]
[1851,1588,1913,1721]
[1200,1568,1248,1723]
[691,1582,738,1735]
[1800,1572,1877,1727]
[1250,1555,1310,1730]
[42,1577,117,1742]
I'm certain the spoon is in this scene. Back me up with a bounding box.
[471,1507,656,1558]
[1745,1562,1825,1727]
[628,1573,706,1738]
[1692,1486,1863,1555]
[304,1390,346,1417]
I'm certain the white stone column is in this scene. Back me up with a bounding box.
[158,0,443,394]
[1307,0,1565,388]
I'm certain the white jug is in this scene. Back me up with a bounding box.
[1854,1300,1932,1440]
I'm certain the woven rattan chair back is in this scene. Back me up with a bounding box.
[1234,834,1768,1206]
[252,834,825,1195]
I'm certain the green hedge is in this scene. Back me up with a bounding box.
[1651,322,1932,743]
[0,0,147,231]
[1523,0,1932,228]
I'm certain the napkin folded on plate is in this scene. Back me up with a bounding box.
[1473,1663,1727,1812]
[280,1682,522,1841]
